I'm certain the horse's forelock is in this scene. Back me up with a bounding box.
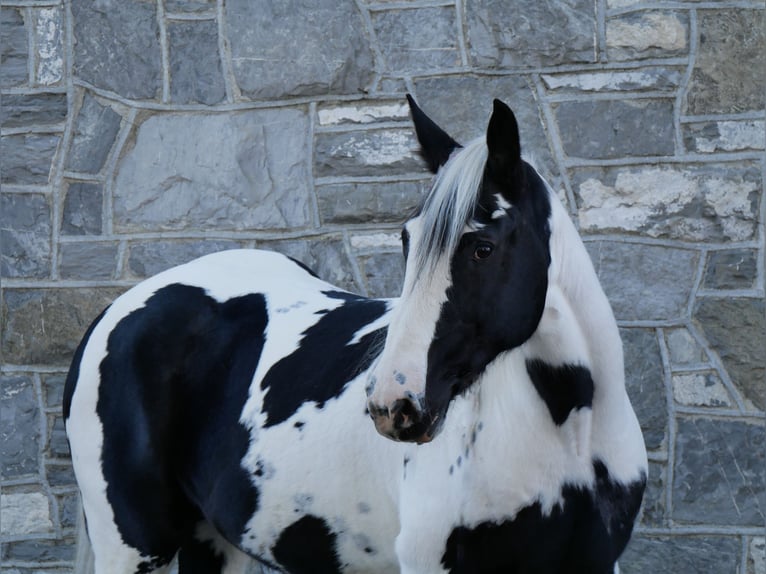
[413,137,488,279]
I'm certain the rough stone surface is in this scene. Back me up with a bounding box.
[693,298,765,411]
[750,537,765,574]
[316,180,425,225]
[672,371,733,408]
[621,535,742,574]
[686,10,765,115]
[317,101,409,126]
[1,7,28,87]
[126,239,244,278]
[67,93,123,174]
[1,375,40,480]
[314,128,422,178]
[46,463,76,489]
[673,418,765,525]
[1,134,60,184]
[572,163,762,241]
[165,0,214,13]
[43,374,67,409]
[225,0,373,99]
[587,242,699,322]
[684,120,765,154]
[607,11,687,60]
[258,237,359,294]
[113,110,312,231]
[665,328,706,367]
[34,7,64,86]
[542,68,682,93]
[58,241,119,280]
[639,461,666,527]
[48,415,69,458]
[61,182,103,236]
[0,491,54,536]
[358,252,405,299]
[2,288,125,366]
[466,0,596,67]
[1,93,67,128]
[1,193,52,279]
[703,249,758,290]
[2,538,76,563]
[555,99,675,159]
[168,20,225,105]
[71,0,162,100]
[621,328,667,451]
[371,7,460,73]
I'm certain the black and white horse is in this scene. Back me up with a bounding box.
[64,97,647,574]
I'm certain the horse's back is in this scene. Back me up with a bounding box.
[64,249,400,572]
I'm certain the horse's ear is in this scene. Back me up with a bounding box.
[407,94,461,174]
[486,99,522,184]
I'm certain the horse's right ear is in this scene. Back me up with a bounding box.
[407,94,461,174]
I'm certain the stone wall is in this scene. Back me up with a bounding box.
[1,0,764,572]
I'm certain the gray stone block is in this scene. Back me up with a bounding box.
[466,0,596,67]
[58,241,119,280]
[358,252,405,299]
[168,20,225,105]
[113,110,312,231]
[686,9,765,115]
[47,414,69,457]
[621,328,667,451]
[33,6,64,86]
[555,99,675,159]
[1,193,51,279]
[1,7,28,87]
[1,489,54,536]
[665,328,706,367]
[58,493,79,530]
[225,0,373,99]
[2,538,75,563]
[749,537,765,574]
[1,133,59,184]
[165,0,214,13]
[693,298,765,411]
[43,374,66,409]
[683,120,765,154]
[0,93,67,128]
[673,418,765,525]
[703,249,757,290]
[259,237,359,294]
[413,75,560,188]
[1,375,40,480]
[638,461,666,527]
[587,242,699,322]
[672,371,733,408]
[61,181,103,236]
[2,287,125,365]
[571,163,762,242]
[67,93,123,174]
[316,101,409,127]
[46,463,76,488]
[71,0,161,100]
[126,239,244,278]
[371,7,460,73]
[317,180,425,225]
[620,535,741,574]
[542,67,683,93]
[314,129,422,178]
[606,11,688,61]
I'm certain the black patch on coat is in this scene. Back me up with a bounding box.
[441,462,646,574]
[261,291,387,427]
[63,306,108,420]
[525,360,595,425]
[176,535,224,574]
[95,284,265,561]
[271,515,342,574]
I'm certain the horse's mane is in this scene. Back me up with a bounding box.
[414,137,488,277]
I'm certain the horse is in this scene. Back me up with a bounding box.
[64,96,647,574]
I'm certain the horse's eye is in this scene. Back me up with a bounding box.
[473,243,493,260]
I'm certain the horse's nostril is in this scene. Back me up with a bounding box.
[391,398,421,431]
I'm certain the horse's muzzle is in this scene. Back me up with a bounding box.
[368,397,436,444]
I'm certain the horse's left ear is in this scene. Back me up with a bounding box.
[407,94,461,174]
[486,99,522,184]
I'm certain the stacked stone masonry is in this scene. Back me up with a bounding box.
[0,0,763,572]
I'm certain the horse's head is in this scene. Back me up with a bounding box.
[367,96,553,443]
